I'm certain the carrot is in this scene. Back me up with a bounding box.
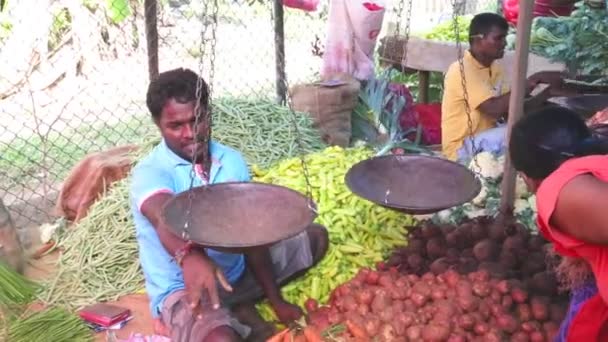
[345,319,368,339]
[267,328,290,342]
[303,326,323,342]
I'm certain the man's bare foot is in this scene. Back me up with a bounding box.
[270,299,304,324]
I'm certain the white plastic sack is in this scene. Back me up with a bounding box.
[322,1,386,81]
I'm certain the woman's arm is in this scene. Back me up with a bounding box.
[551,174,608,245]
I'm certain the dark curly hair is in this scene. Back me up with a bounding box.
[510,106,608,179]
[146,68,209,120]
[469,12,509,45]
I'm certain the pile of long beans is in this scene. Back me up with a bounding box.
[41,98,326,309]
[7,307,92,342]
[0,262,38,309]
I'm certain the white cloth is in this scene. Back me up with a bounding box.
[322,0,386,81]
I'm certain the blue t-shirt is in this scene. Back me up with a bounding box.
[129,139,250,317]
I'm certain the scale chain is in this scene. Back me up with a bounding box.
[270,2,316,213]
[399,0,412,71]
[451,0,483,178]
[183,0,219,240]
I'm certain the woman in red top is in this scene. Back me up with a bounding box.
[509,106,608,341]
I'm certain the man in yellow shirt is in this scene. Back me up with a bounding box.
[442,13,561,162]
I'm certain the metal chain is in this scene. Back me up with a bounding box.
[399,0,413,71]
[183,0,219,240]
[270,3,316,212]
[451,0,482,175]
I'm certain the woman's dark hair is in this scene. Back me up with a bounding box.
[146,68,209,120]
[469,12,509,45]
[510,106,608,179]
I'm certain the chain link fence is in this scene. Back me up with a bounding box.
[0,0,497,241]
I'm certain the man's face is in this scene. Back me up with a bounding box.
[155,98,209,162]
[477,26,508,60]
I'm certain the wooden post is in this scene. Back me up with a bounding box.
[273,0,287,105]
[418,70,430,103]
[144,0,159,81]
[499,0,535,215]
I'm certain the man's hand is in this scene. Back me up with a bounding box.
[270,299,304,324]
[181,250,232,319]
[528,71,565,91]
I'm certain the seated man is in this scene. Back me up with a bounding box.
[130,68,329,342]
[441,12,562,162]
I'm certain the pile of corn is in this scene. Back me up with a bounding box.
[254,146,413,322]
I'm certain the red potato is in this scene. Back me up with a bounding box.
[501,295,514,310]
[395,277,408,288]
[371,291,391,314]
[413,281,432,297]
[489,290,502,303]
[355,288,373,305]
[378,274,394,288]
[490,303,505,317]
[422,272,437,282]
[457,295,479,312]
[511,331,531,342]
[404,299,416,311]
[512,287,529,304]
[422,324,451,341]
[456,281,473,297]
[517,304,533,322]
[472,281,492,298]
[447,335,467,342]
[496,314,519,333]
[482,330,504,342]
[411,291,428,307]
[495,279,511,294]
[473,322,489,336]
[521,321,542,333]
[356,303,370,316]
[530,296,550,321]
[444,270,461,287]
[392,300,405,313]
[530,331,546,342]
[379,306,394,322]
[342,295,358,312]
[431,288,446,300]
[458,314,475,331]
[406,325,423,340]
[365,271,380,285]
[478,301,491,320]
[363,317,381,336]
[327,310,342,325]
[406,274,420,283]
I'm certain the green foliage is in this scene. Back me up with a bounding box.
[49,8,71,51]
[105,0,131,24]
[420,15,473,43]
[529,2,608,75]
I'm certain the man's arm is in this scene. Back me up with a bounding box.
[140,193,188,256]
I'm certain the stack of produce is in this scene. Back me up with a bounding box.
[386,217,564,301]
[255,146,413,320]
[299,268,567,341]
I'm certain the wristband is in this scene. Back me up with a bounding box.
[174,241,194,267]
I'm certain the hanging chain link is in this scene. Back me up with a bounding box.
[270,2,316,212]
[451,0,482,175]
[398,0,412,71]
[183,0,219,240]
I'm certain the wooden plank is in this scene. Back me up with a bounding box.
[379,36,564,76]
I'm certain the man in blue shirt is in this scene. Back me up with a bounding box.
[130,68,328,342]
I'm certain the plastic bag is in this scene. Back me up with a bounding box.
[322,0,386,81]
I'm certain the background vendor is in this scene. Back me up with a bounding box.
[441,12,563,162]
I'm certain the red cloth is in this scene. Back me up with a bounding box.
[504,0,574,26]
[536,155,608,340]
[389,83,442,145]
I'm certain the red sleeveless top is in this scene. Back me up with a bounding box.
[536,155,608,341]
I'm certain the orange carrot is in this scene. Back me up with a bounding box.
[303,326,323,342]
[266,328,290,342]
[345,319,368,340]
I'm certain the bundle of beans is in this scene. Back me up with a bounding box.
[386,217,565,299]
[300,268,568,341]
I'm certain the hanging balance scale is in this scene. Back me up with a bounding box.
[345,0,482,215]
[162,1,317,250]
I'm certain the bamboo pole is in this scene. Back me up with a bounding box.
[273,0,287,105]
[499,0,535,215]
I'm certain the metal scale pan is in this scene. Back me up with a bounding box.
[548,94,608,120]
[162,182,317,250]
[345,154,481,215]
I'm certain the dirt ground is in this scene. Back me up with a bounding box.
[24,251,157,342]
